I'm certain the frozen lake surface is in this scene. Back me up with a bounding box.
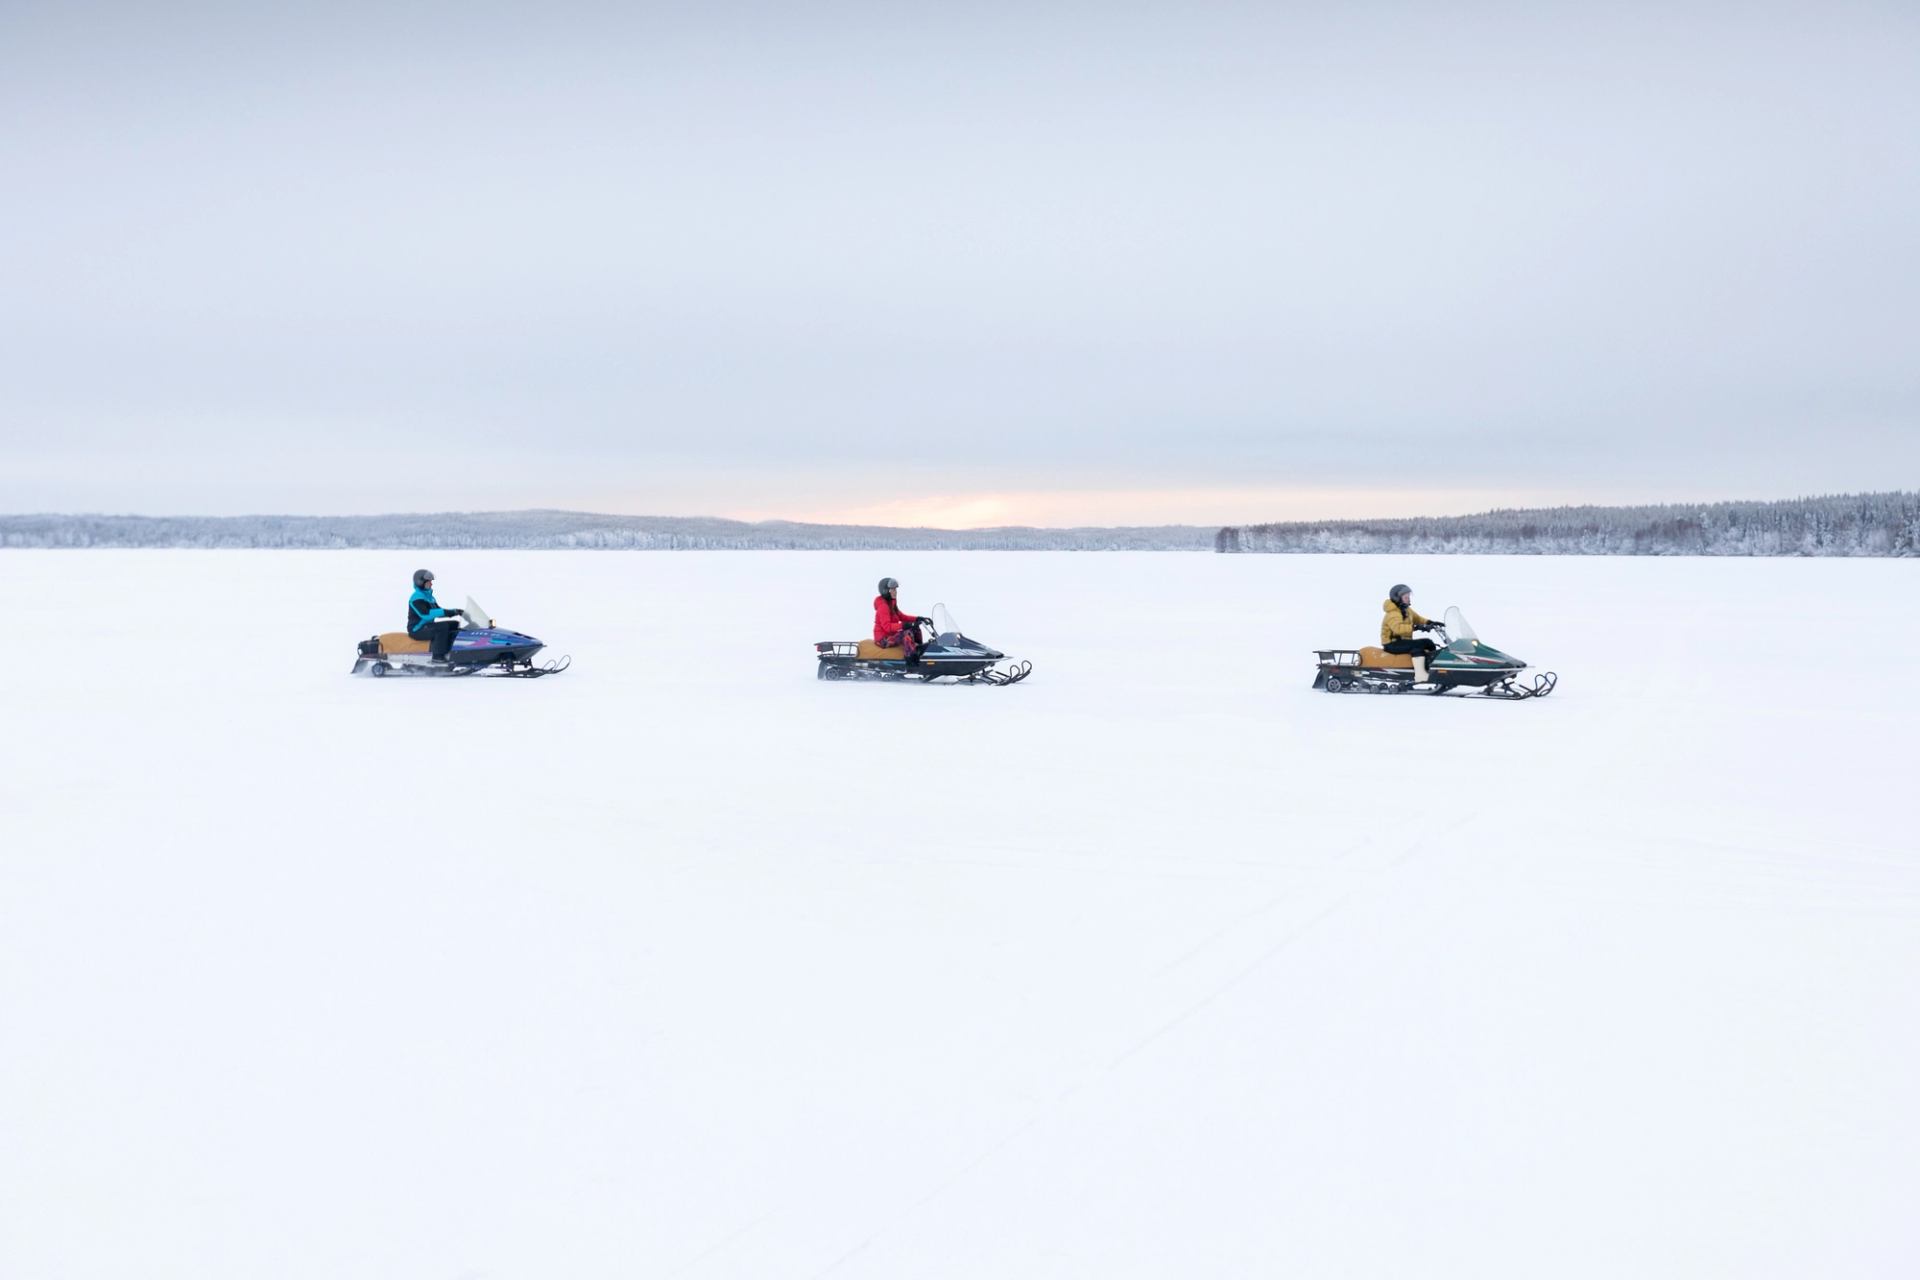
[3,551,1916,1278]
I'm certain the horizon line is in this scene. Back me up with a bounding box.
[4,486,1915,533]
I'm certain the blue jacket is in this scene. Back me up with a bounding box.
[407,587,452,635]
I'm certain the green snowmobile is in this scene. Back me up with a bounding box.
[1313,606,1556,700]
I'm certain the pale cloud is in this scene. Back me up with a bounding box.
[2,2,1915,521]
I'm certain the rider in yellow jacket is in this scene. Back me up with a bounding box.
[1381,584,1443,681]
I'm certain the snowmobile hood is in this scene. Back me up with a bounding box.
[1434,640,1525,669]
[449,626,543,657]
[923,633,1003,660]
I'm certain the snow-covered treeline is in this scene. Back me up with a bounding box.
[0,510,1214,551]
[1217,491,1920,556]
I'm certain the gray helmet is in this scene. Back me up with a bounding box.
[414,569,436,589]
[1389,583,1411,604]
[878,577,899,595]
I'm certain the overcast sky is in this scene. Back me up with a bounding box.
[2,1,1914,526]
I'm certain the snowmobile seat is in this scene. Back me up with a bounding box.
[1358,646,1415,670]
[855,640,908,660]
[379,631,433,655]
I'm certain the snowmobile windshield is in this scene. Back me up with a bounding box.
[1441,606,1478,646]
[930,603,961,641]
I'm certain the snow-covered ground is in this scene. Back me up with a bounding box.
[3,551,1916,1278]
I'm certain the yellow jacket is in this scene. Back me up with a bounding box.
[1381,599,1430,644]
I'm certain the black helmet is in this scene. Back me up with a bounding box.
[414,569,436,588]
[878,577,899,595]
[1389,583,1411,604]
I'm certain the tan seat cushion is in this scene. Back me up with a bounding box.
[1358,646,1414,669]
[856,640,907,660]
[379,631,432,655]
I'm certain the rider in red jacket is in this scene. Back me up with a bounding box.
[873,577,927,658]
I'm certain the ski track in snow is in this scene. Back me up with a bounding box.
[2,550,1917,1279]
[807,818,1443,1280]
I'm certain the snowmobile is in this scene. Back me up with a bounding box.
[816,603,1032,686]
[1314,606,1555,700]
[351,597,570,678]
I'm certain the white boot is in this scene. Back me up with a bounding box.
[1412,654,1429,683]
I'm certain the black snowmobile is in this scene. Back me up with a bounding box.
[816,603,1031,686]
[1314,606,1555,700]
[351,597,570,678]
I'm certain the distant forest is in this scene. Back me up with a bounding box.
[0,510,1213,551]
[7,493,1917,555]
[1216,492,1920,557]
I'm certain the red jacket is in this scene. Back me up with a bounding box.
[874,594,919,644]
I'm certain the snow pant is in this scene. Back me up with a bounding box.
[413,619,461,660]
[880,628,920,658]
[1383,638,1438,658]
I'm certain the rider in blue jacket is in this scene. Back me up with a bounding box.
[407,569,466,660]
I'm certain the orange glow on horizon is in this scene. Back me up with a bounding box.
[742,486,1605,531]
